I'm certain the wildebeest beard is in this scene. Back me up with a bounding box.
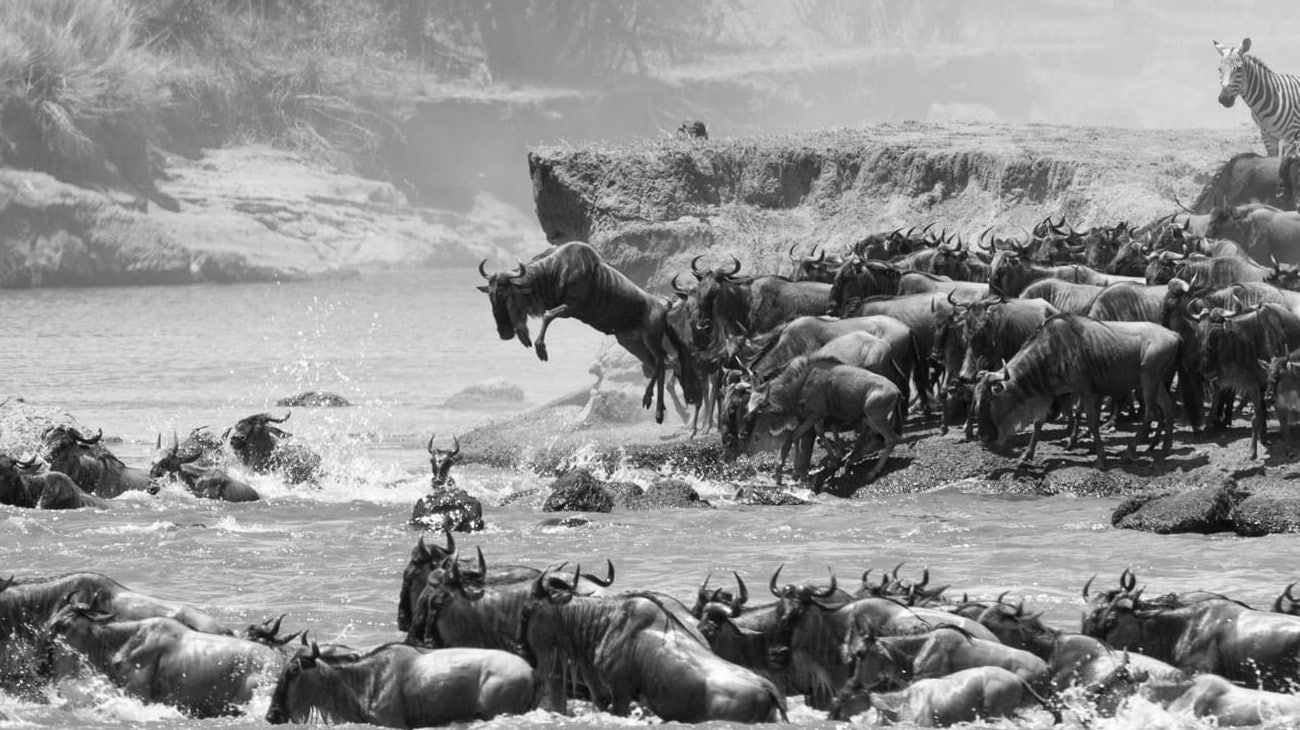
[485,277,543,346]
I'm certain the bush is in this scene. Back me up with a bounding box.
[0,0,162,175]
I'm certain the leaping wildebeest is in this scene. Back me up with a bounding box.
[478,241,699,424]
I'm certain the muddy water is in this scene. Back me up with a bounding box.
[0,270,1295,729]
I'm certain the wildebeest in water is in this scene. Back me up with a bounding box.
[223,411,321,484]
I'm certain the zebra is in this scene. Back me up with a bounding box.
[1215,37,1300,159]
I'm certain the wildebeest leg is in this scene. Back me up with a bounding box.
[1018,420,1044,465]
[1250,387,1265,460]
[860,391,901,481]
[792,429,816,482]
[533,304,573,362]
[1085,397,1109,469]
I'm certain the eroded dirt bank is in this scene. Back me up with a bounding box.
[530,122,1258,286]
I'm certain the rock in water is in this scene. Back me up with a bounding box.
[625,478,712,510]
[543,468,613,513]
[1112,479,1243,534]
[276,391,351,407]
[409,487,485,532]
[1230,485,1300,536]
[442,378,526,410]
[733,484,809,506]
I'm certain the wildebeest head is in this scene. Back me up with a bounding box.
[975,367,1052,447]
[226,411,291,470]
[149,431,205,479]
[839,620,903,691]
[1205,201,1250,242]
[829,257,901,315]
[426,433,460,488]
[788,245,840,283]
[397,531,457,632]
[42,426,103,476]
[477,260,537,346]
[767,564,841,664]
[266,637,362,725]
[1214,38,1251,108]
[690,255,745,335]
[0,454,41,508]
[527,563,585,606]
[691,572,749,620]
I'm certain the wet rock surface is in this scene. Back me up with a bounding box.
[542,468,614,513]
[276,391,351,408]
[624,478,712,510]
[409,486,485,533]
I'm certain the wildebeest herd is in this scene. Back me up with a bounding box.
[10,535,1300,727]
[480,176,1300,489]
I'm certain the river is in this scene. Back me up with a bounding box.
[0,270,1295,729]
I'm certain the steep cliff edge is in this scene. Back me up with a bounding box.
[529,122,1259,285]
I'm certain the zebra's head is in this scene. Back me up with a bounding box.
[1214,37,1252,108]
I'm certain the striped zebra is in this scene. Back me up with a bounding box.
[1215,38,1300,158]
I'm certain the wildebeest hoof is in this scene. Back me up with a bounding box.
[534,343,549,361]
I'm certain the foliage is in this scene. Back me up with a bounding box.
[0,0,161,173]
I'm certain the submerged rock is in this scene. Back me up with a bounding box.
[733,484,809,506]
[276,391,351,408]
[1112,479,1243,534]
[605,480,645,508]
[442,378,527,410]
[543,468,613,513]
[626,478,712,510]
[409,486,485,532]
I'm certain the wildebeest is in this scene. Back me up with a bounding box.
[812,331,909,428]
[2,572,231,638]
[1191,152,1289,212]
[265,640,537,727]
[1192,301,1300,458]
[1206,203,1300,271]
[838,624,1050,692]
[42,426,155,498]
[788,244,843,282]
[1166,673,1300,725]
[479,242,700,424]
[224,411,320,483]
[45,599,281,717]
[830,665,1059,726]
[748,315,916,400]
[747,355,901,485]
[1085,282,1169,323]
[425,433,459,488]
[150,432,259,502]
[1019,278,1108,314]
[690,255,832,340]
[0,454,104,510]
[1145,250,1271,287]
[519,566,788,722]
[1082,571,1300,691]
[1267,348,1300,449]
[989,249,1141,298]
[976,314,1181,467]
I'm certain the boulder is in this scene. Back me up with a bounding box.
[442,378,527,410]
[605,480,645,507]
[625,478,712,510]
[497,488,541,507]
[1112,479,1244,534]
[733,484,809,506]
[409,486,485,533]
[543,468,614,513]
[578,389,648,427]
[1231,485,1300,536]
[0,398,81,456]
[277,391,351,407]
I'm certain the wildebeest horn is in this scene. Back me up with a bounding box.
[733,572,748,608]
[861,569,872,588]
[1120,568,1136,592]
[513,260,527,278]
[267,411,291,424]
[814,247,826,263]
[725,256,742,276]
[444,529,455,555]
[946,289,960,308]
[917,568,930,588]
[583,559,615,587]
[156,433,162,450]
[691,255,706,278]
[788,244,800,263]
[311,639,321,660]
[1082,575,1095,599]
[814,569,838,598]
[15,455,38,470]
[769,564,784,597]
[415,535,431,561]
[1274,582,1298,612]
[1188,298,1208,322]
[571,563,582,592]
[265,613,286,637]
[698,572,712,597]
[451,435,460,457]
[427,433,437,455]
[476,546,486,577]
[171,431,179,452]
[478,259,491,279]
[1287,582,1300,603]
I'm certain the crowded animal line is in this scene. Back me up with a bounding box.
[10,546,1300,727]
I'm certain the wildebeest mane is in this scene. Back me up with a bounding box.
[1192,152,1270,213]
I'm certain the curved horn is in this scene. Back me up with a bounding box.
[1082,574,1096,600]
[1188,298,1208,322]
[415,535,431,561]
[725,256,742,277]
[671,274,691,296]
[584,559,615,587]
[78,428,103,445]
[946,289,960,308]
[733,572,749,608]
[156,433,162,450]
[266,613,286,637]
[788,243,800,263]
[691,255,706,277]
[814,569,838,599]
[268,411,291,424]
[451,435,460,457]
[917,568,930,588]
[311,639,321,661]
[814,247,826,263]
[478,259,491,279]
[861,569,873,588]
[1287,582,1300,603]
[476,546,486,577]
[427,433,437,455]
[769,564,785,597]
[571,563,582,592]
[1120,568,1136,592]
